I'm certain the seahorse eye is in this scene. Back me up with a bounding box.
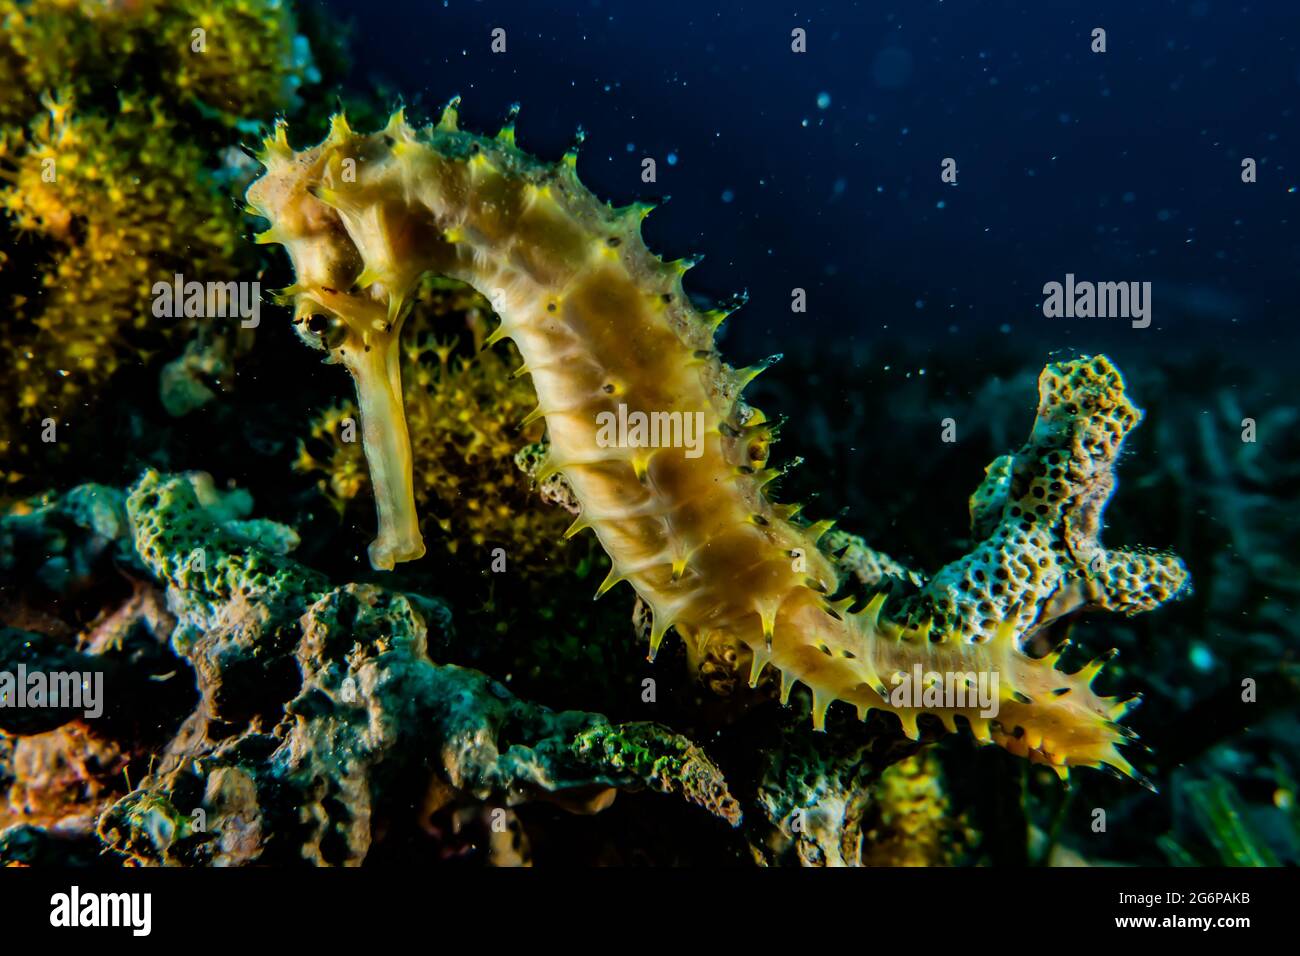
[302,312,349,350]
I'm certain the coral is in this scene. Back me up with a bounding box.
[749,724,967,867]
[0,95,248,475]
[295,279,577,574]
[896,357,1189,641]
[858,751,971,867]
[0,483,132,607]
[0,0,316,126]
[0,483,191,835]
[572,723,741,825]
[246,106,1189,779]
[158,335,237,417]
[2,472,738,866]
[750,721,913,866]
[0,0,318,482]
[824,528,915,591]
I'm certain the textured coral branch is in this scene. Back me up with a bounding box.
[898,357,1189,644]
[92,471,736,864]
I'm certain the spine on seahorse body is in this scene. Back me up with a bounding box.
[246,104,1189,779]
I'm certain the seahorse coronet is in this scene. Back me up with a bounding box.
[246,104,1189,781]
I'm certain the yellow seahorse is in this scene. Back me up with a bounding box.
[245,104,1189,780]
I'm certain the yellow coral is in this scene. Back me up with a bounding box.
[0,0,318,481]
[861,751,970,867]
[0,94,246,471]
[0,0,314,126]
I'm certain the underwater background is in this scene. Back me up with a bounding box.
[0,0,1296,867]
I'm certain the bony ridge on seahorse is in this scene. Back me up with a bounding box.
[245,102,1190,782]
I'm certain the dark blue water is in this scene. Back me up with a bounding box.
[325,0,1299,366]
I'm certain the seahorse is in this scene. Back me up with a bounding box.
[245,103,1189,780]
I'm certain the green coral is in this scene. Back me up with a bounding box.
[572,723,742,825]
[128,469,326,615]
[4,471,739,865]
